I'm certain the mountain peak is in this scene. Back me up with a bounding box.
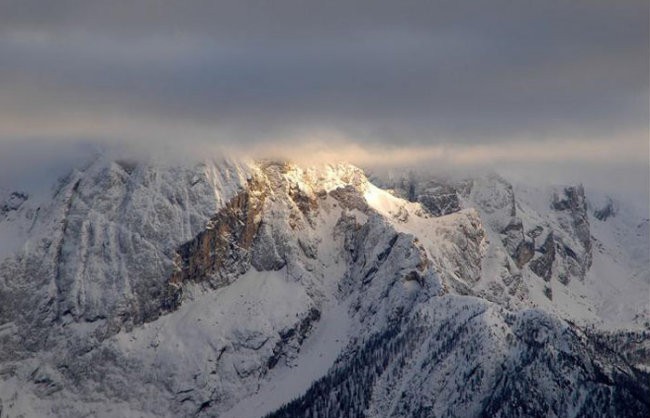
[0,157,647,417]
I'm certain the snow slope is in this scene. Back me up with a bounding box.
[0,158,647,417]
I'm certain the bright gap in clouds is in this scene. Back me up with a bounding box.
[1,132,647,210]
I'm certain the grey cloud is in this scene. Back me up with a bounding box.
[0,1,647,147]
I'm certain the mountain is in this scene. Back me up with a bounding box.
[0,156,648,417]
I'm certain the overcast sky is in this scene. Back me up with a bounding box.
[0,1,648,199]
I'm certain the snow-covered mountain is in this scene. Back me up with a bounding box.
[0,156,647,417]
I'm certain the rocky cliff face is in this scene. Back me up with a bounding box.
[375,172,597,306]
[166,175,269,310]
[0,158,647,418]
[371,173,471,217]
[0,158,251,356]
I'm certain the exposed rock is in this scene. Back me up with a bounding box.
[594,197,617,221]
[530,233,555,281]
[526,225,544,240]
[552,187,591,262]
[501,217,524,259]
[169,175,267,294]
[1,160,647,418]
[417,184,462,217]
[251,221,286,271]
[550,185,592,279]
[288,183,318,217]
[543,285,553,300]
[514,240,535,268]
[404,270,424,286]
[328,185,369,212]
[1,191,28,215]
[268,308,321,370]
[0,157,252,360]
[368,174,469,217]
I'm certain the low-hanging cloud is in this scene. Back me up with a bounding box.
[0,1,648,199]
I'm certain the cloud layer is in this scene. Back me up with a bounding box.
[0,1,648,197]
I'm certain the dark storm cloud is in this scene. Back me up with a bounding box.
[0,0,647,147]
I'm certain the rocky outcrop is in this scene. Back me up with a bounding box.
[0,191,28,216]
[166,178,267,309]
[487,183,593,294]
[500,218,535,269]
[329,185,369,212]
[251,221,287,271]
[417,184,463,217]
[369,174,470,217]
[530,233,556,281]
[594,197,618,221]
[267,307,321,370]
[0,157,251,357]
[514,240,535,268]
[501,218,523,262]
[551,185,592,274]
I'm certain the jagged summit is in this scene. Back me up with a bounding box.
[0,157,648,417]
